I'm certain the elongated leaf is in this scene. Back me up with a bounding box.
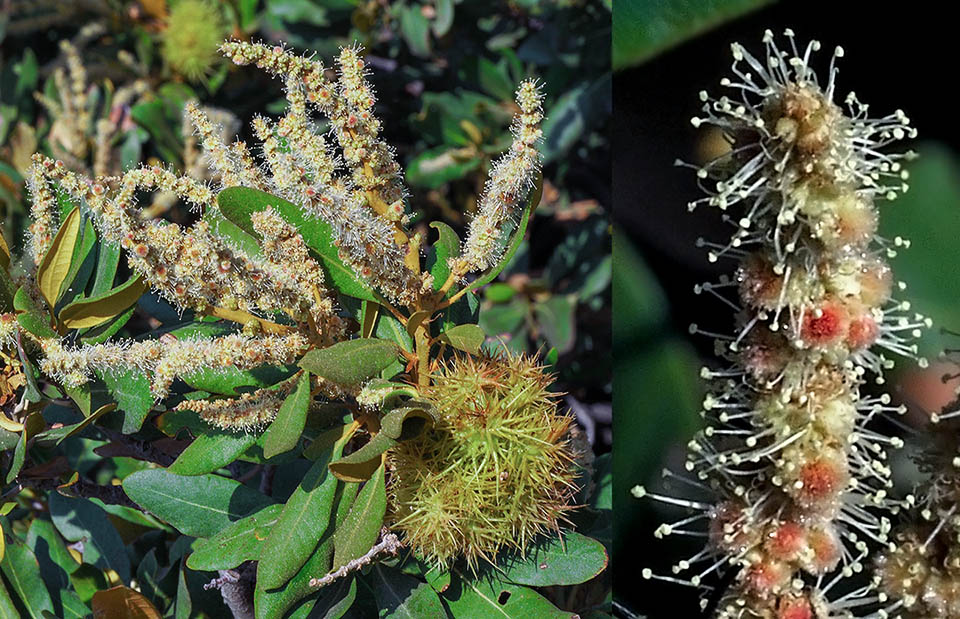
[463,174,542,295]
[437,324,484,354]
[427,221,460,290]
[80,304,137,345]
[0,580,19,619]
[0,541,54,618]
[298,339,399,387]
[26,518,79,592]
[257,429,349,590]
[262,372,311,459]
[167,430,258,476]
[48,494,131,583]
[332,465,386,570]
[34,402,114,446]
[499,532,607,586]
[122,469,275,538]
[186,504,283,571]
[90,241,121,296]
[6,411,44,483]
[253,482,358,619]
[369,565,445,618]
[216,187,377,301]
[58,275,148,329]
[57,216,97,308]
[37,206,81,308]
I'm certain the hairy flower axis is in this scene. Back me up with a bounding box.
[456,80,544,275]
[635,30,928,618]
[40,332,308,400]
[877,353,960,618]
[175,387,289,431]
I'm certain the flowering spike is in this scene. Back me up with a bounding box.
[457,79,544,275]
[638,30,926,617]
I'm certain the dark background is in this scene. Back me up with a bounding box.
[613,2,960,617]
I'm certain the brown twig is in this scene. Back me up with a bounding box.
[309,531,401,588]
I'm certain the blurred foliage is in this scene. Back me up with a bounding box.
[878,142,960,358]
[612,0,773,70]
[0,1,611,617]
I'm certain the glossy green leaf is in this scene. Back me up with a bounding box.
[437,323,485,355]
[257,431,348,590]
[48,494,131,583]
[332,465,386,570]
[216,186,377,302]
[122,469,275,538]
[263,372,311,459]
[498,532,607,586]
[444,571,573,617]
[186,504,283,571]
[298,338,399,387]
[253,482,358,619]
[368,565,445,618]
[0,541,54,618]
[168,430,258,476]
[612,0,773,70]
[426,221,460,293]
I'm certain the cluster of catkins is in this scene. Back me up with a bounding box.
[635,31,929,618]
[6,40,544,432]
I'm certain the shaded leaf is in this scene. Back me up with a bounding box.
[0,541,54,618]
[368,565,445,618]
[48,494,131,583]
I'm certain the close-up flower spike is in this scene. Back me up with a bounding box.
[637,30,927,618]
